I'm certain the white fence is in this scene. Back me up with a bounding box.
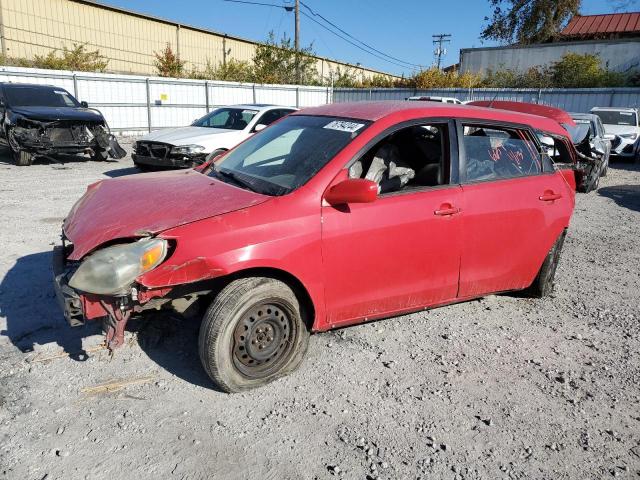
[0,66,333,135]
[3,66,640,135]
[333,87,640,113]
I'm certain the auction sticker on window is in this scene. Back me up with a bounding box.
[323,120,365,133]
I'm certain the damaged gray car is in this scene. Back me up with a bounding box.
[0,82,126,166]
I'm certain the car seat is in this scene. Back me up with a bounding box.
[364,144,415,194]
[464,134,495,181]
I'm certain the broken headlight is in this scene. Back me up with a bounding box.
[619,133,638,141]
[172,144,205,155]
[69,238,168,295]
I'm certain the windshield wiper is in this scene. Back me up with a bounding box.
[213,167,261,193]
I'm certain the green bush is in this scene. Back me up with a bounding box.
[153,43,185,78]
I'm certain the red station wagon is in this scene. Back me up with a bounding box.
[54,102,576,392]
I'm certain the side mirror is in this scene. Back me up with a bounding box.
[324,178,378,206]
[254,123,267,132]
[80,101,89,108]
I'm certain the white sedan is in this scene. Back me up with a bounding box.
[132,104,297,170]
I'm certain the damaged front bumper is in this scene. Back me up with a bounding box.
[10,120,126,159]
[52,245,85,327]
[52,241,205,349]
[132,142,206,169]
[610,137,638,159]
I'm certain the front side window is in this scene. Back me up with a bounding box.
[209,115,370,195]
[462,124,541,182]
[193,108,258,130]
[4,86,79,108]
[349,123,449,195]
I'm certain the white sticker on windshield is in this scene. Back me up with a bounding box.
[621,112,633,116]
[54,90,67,95]
[323,120,365,133]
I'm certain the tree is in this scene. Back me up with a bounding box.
[33,43,108,71]
[154,43,185,77]
[548,52,624,87]
[481,0,581,44]
[189,59,253,83]
[252,32,318,85]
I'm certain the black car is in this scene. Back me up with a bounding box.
[0,82,126,166]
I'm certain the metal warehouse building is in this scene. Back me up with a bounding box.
[460,12,640,75]
[0,0,399,81]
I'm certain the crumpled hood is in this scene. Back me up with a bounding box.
[63,169,268,260]
[140,126,245,145]
[11,106,104,123]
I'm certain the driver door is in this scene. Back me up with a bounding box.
[320,122,463,327]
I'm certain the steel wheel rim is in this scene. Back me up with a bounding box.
[232,302,297,378]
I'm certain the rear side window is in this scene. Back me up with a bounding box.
[461,124,541,183]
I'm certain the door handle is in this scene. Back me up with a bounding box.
[539,191,562,202]
[434,204,461,216]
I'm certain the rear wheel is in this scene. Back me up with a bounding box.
[526,230,566,298]
[198,277,310,393]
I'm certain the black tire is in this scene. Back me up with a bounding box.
[198,277,310,393]
[526,230,567,298]
[14,149,34,166]
[90,149,109,162]
[134,162,154,172]
[7,134,33,166]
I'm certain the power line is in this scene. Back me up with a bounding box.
[299,1,425,70]
[299,11,417,71]
[221,0,294,11]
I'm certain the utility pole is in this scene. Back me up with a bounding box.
[432,33,451,70]
[295,0,300,83]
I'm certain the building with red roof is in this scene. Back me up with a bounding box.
[460,12,640,76]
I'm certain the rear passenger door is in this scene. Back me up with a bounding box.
[457,122,570,297]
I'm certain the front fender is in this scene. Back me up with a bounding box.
[136,199,327,328]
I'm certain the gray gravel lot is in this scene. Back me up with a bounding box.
[0,139,639,480]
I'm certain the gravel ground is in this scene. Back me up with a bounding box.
[0,139,639,480]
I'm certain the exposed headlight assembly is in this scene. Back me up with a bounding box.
[69,238,168,295]
[172,144,205,155]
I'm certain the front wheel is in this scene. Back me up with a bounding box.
[525,230,566,298]
[14,149,33,166]
[198,277,310,393]
[601,157,609,177]
[90,149,109,162]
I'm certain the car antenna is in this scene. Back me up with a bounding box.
[486,91,501,109]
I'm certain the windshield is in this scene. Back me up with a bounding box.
[192,107,258,130]
[592,110,638,126]
[4,86,80,108]
[564,120,592,144]
[209,115,370,196]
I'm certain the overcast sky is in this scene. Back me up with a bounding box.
[104,0,627,75]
